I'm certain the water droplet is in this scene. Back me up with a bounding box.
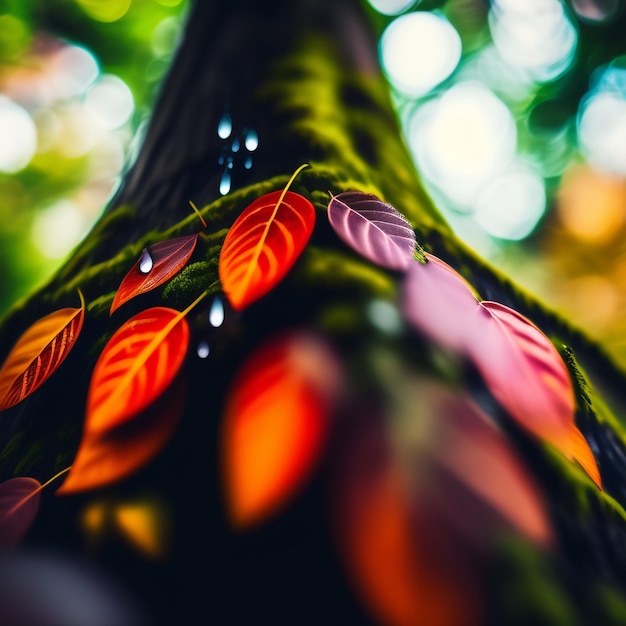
[209,296,225,327]
[218,152,225,165]
[138,249,153,274]
[244,156,253,170]
[217,113,232,139]
[197,340,210,359]
[244,129,259,151]
[231,138,240,152]
[219,170,231,195]
[226,156,234,169]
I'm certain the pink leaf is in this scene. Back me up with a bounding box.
[468,301,601,488]
[327,191,416,271]
[400,254,479,352]
[0,477,41,547]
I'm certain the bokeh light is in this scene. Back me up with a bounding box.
[85,74,135,130]
[556,164,626,243]
[473,165,546,240]
[367,0,417,16]
[408,81,516,210]
[0,96,37,173]
[31,200,91,259]
[380,12,462,97]
[488,0,578,82]
[74,0,132,23]
[578,92,626,176]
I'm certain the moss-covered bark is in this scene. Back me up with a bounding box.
[2,0,626,624]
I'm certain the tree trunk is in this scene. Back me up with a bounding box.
[2,1,626,625]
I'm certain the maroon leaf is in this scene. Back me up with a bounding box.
[401,253,480,352]
[110,234,198,314]
[0,477,42,547]
[327,191,416,271]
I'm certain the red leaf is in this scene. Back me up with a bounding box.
[57,378,187,494]
[0,477,42,547]
[220,332,339,528]
[401,254,479,352]
[110,234,199,314]
[84,305,191,435]
[219,165,315,311]
[0,291,85,410]
[469,301,601,488]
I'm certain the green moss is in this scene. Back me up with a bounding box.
[297,245,395,299]
[160,261,219,307]
[491,535,581,626]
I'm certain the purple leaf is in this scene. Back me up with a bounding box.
[0,477,41,547]
[400,253,479,352]
[327,191,416,271]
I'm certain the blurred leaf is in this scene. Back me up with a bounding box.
[220,332,340,528]
[0,476,41,547]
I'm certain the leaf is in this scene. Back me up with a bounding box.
[81,496,171,560]
[57,378,187,494]
[468,301,601,488]
[0,291,85,411]
[401,254,479,352]
[0,477,42,547]
[332,415,483,626]
[220,332,340,528]
[110,234,199,314]
[113,497,170,560]
[84,305,191,435]
[219,165,315,311]
[419,386,553,548]
[327,191,416,271]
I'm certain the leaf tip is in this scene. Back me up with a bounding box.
[568,424,602,489]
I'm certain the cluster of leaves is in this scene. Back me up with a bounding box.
[0,161,605,625]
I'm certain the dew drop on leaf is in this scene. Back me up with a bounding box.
[138,249,153,274]
[197,341,210,359]
[219,170,231,195]
[209,296,225,328]
[244,129,258,151]
[231,138,240,152]
[217,112,232,139]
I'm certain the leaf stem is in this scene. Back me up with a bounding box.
[188,200,208,230]
[239,163,309,295]
[4,466,71,519]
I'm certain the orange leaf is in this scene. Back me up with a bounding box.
[220,332,339,528]
[218,164,315,310]
[57,378,187,494]
[0,477,42,547]
[0,291,85,410]
[110,234,198,314]
[85,305,192,435]
[468,301,601,488]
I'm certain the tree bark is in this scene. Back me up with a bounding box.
[2,0,626,624]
